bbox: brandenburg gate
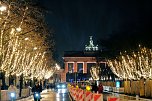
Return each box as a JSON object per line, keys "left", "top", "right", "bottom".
{"left": 61, "top": 36, "right": 107, "bottom": 82}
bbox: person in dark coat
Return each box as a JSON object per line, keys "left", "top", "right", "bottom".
{"left": 98, "top": 83, "right": 103, "bottom": 93}
{"left": 46, "top": 83, "right": 49, "bottom": 92}
{"left": 32, "top": 82, "right": 42, "bottom": 101}
{"left": 91, "top": 82, "right": 98, "bottom": 93}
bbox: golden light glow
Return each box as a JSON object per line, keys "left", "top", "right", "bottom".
{"left": 0, "top": 5, "right": 6, "bottom": 11}
{"left": 0, "top": 1, "right": 55, "bottom": 80}
{"left": 107, "top": 46, "right": 152, "bottom": 80}
{"left": 24, "top": 37, "right": 29, "bottom": 40}
{"left": 16, "top": 27, "right": 22, "bottom": 32}
{"left": 90, "top": 65, "right": 100, "bottom": 80}
{"left": 33, "top": 47, "right": 37, "bottom": 50}
{"left": 55, "top": 63, "right": 60, "bottom": 70}
{"left": 86, "top": 85, "right": 91, "bottom": 91}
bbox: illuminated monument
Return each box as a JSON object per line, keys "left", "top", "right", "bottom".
{"left": 61, "top": 36, "right": 113, "bottom": 82}
{"left": 85, "top": 36, "right": 99, "bottom": 51}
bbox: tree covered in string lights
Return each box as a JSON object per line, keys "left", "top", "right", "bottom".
{"left": 0, "top": 0, "right": 55, "bottom": 80}
{"left": 107, "top": 45, "right": 152, "bottom": 80}
{"left": 90, "top": 65, "right": 100, "bottom": 80}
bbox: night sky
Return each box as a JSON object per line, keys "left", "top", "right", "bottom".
{"left": 39, "top": 0, "right": 152, "bottom": 64}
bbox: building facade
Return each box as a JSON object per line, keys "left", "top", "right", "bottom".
{"left": 62, "top": 36, "right": 114, "bottom": 82}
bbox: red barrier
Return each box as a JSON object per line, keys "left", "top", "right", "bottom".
{"left": 78, "top": 89, "right": 84, "bottom": 101}
{"left": 73, "top": 88, "right": 77, "bottom": 100}
{"left": 76, "top": 89, "right": 81, "bottom": 100}
{"left": 107, "top": 96, "right": 120, "bottom": 101}
{"left": 68, "top": 87, "right": 103, "bottom": 101}
{"left": 93, "top": 93, "right": 103, "bottom": 101}
{"left": 85, "top": 90, "right": 92, "bottom": 101}
{"left": 70, "top": 87, "right": 75, "bottom": 99}
{"left": 74, "top": 88, "right": 79, "bottom": 101}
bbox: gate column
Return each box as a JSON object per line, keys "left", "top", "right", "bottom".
{"left": 74, "top": 62, "right": 77, "bottom": 72}
{"left": 65, "top": 62, "right": 68, "bottom": 73}
{"left": 84, "top": 62, "right": 87, "bottom": 73}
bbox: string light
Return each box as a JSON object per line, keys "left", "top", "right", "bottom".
{"left": 16, "top": 27, "right": 22, "bottom": 32}
{"left": 0, "top": 1, "right": 55, "bottom": 81}
{"left": 107, "top": 46, "right": 152, "bottom": 80}
{"left": 0, "top": 5, "right": 6, "bottom": 12}
{"left": 90, "top": 65, "right": 100, "bottom": 80}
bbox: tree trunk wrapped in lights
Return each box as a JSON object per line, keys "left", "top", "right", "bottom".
{"left": 90, "top": 65, "right": 100, "bottom": 80}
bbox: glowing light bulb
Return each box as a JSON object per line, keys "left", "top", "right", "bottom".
{"left": 33, "top": 47, "right": 37, "bottom": 50}
{"left": 24, "top": 37, "right": 29, "bottom": 40}
{"left": 0, "top": 5, "right": 6, "bottom": 11}
{"left": 16, "top": 27, "right": 21, "bottom": 32}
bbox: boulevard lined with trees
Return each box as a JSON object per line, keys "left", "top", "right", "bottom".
{"left": 0, "top": 0, "right": 56, "bottom": 89}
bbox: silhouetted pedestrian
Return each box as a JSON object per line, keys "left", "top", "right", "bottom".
{"left": 98, "top": 83, "right": 103, "bottom": 93}
{"left": 91, "top": 82, "right": 98, "bottom": 93}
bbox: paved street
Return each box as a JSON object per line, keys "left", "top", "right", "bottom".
{"left": 16, "top": 89, "right": 152, "bottom": 101}
{"left": 17, "top": 89, "right": 71, "bottom": 101}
